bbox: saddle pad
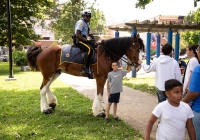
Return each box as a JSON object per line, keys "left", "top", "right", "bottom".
{"left": 61, "top": 45, "right": 97, "bottom": 65}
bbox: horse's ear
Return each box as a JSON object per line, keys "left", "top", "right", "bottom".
{"left": 133, "top": 33, "right": 138, "bottom": 42}
{"left": 134, "top": 33, "right": 137, "bottom": 39}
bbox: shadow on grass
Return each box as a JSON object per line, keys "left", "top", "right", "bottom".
{"left": 0, "top": 86, "right": 144, "bottom": 140}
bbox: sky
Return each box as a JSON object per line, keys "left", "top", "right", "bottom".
{"left": 92, "top": 0, "right": 199, "bottom": 25}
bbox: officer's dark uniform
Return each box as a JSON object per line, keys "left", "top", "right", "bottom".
{"left": 74, "top": 14, "right": 93, "bottom": 74}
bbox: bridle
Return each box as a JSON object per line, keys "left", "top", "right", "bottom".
{"left": 101, "top": 43, "right": 140, "bottom": 67}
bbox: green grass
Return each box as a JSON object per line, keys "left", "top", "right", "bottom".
{"left": 0, "top": 62, "right": 144, "bottom": 140}
{"left": 123, "top": 77, "right": 157, "bottom": 95}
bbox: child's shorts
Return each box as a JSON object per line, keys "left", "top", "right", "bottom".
{"left": 108, "top": 92, "right": 120, "bottom": 103}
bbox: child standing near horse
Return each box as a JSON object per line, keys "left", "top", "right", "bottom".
{"left": 144, "top": 79, "right": 196, "bottom": 140}
{"left": 104, "top": 61, "right": 130, "bottom": 122}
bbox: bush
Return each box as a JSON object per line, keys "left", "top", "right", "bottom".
{"left": 13, "top": 51, "right": 27, "bottom": 66}
{"left": 150, "top": 49, "right": 156, "bottom": 56}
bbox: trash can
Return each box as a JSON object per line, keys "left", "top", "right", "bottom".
{"left": 132, "top": 70, "right": 136, "bottom": 78}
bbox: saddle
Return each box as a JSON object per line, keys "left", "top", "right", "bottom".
{"left": 60, "top": 44, "right": 97, "bottom": 65}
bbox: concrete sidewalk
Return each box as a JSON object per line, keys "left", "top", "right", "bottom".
{"left": 58, "top": 69, "right": 189, "bottom": 140}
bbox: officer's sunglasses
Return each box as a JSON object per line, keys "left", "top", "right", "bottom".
{"left": 85, "top": 15, "right": 91, "bottom": 18}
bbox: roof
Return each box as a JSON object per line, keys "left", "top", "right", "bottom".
{"left": 109, "top": 15, "right": 200, "bottom": 33}
{"left": 34, "top": 40, "right": 58, "bottom": 47}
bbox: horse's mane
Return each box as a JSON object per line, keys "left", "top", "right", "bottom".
{"left": 101, "top": 37, "right": 133, "bottom": 60}
{"left": 100, "top": 37, "right": 145, "bottom": 60}
{"left": 138, "top": 38, "right": 145, "bottom": 52}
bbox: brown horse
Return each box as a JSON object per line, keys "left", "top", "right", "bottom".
{"left": 26, "top": 35, "right": 144, "bottom": 116}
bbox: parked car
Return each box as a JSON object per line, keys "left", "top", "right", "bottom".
{"left": 0, "top": 55, "right": 9, "bottom": 62}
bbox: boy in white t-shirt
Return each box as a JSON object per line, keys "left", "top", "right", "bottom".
{"left": 144, "top": 79, "right": 196, "bottom": 140}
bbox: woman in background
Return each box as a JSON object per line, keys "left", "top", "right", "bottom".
{"left": 183, "top": 45, "right": 199, "bottom": 96}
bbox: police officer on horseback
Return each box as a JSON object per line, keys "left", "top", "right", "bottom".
{"left": 74, "top": 9, "right": 94, "bottom": 74}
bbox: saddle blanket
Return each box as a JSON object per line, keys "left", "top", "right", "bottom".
{"left": 61, "top": 44, "right": 97, "bottom": 65}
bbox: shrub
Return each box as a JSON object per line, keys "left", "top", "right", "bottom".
{"left": 13, "top": 51, "right": 27, "bottom": 66}
{"left": 150, "top": 49, "right": 156, "bottom": 56}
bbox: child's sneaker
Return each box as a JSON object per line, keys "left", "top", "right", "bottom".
{"left": 114, "top": 117, "right": 121, "bottom": 121}
{"left": 104, "top": 118, "right": 109, "bottom": 123}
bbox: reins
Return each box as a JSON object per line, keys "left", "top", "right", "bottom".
{"left": 101, "top": 44, "right": 137, "bottom": 67}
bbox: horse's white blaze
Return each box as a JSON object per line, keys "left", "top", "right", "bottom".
{"left": 92, "top": 93, "right": 103, "bottom": 116}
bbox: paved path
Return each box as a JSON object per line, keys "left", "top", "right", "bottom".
{"left": 58, "top": 69, "right": 189, "bottom": 139}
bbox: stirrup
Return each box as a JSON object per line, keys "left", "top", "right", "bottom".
{"left": 88, "top": 67, "right": 94, "bottom": 74}
{"left": 81, "top": 66, "right": 89, "bottom": 74}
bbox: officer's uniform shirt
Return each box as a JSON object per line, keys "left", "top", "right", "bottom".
{"left": 75, "top": 18, "right": 89, "bottom": 38}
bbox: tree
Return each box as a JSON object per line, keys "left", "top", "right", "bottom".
{"left": 135, "top": 0, "right": 199, "bottom": 9}
{"left": 172, "top": 33, "right": 188, "bottom": 49}
{"left": 0, "top": 0, "right": 56, "bottom": 48}
{"left": 49, "top": 0, "right": 106, "bottom": 44}
{"left": 181, "top": 8, "right": 200, "bottom": 45}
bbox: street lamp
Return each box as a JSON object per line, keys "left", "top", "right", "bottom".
{"left": 5, "top": 0, "right": 16, "bottom": 81}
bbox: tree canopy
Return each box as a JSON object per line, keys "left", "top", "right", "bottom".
{"left": 181, "top": 8, "right": 200, "bottom": 45}
{"left": 135, "top": 0, "right": 199, "bottom": 9}
{"left": 48, "top": 0, "right": 106, "bottom": 44}
{"left": 0, "top": 0, "right": 56, "bottom": 47}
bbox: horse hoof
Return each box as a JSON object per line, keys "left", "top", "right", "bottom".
{"left": 97, "top": 112, "right": 106, "bottom": 118}
{"left": 49, "top": 103, "right": 56, "bottom": 110}
{"left": 43, "top": 108, "right": 53, "bottom": 114}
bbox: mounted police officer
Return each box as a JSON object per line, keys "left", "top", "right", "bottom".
{"left": 74, "top": 9, "right": 94, "bottom": 74}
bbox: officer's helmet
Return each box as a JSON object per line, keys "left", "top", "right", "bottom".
{"left": 81, "top": 9, "right": 92, "bottom": 17}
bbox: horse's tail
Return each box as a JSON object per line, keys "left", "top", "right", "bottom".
{"left": 26, "top": 46, "right": 43, "bottom": 70}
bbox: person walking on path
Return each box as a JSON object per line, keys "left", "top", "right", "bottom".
{"left": 104, "top": 61, "right": 130, "bottom": 122}
{"left": 145, "top": 79, "right": 196, "bottom": 140}
{"left": 138, "top": 43, "right": 182, "bottom": 103}
{"left": 183, "top": 64, "right": 200, "bottom": 140}
{"left": 182, "top": 45, "right": 199, "bottom": 96}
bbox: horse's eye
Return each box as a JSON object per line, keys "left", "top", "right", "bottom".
{"left": 137, "top": 50, "right": 140, "bottom": 53}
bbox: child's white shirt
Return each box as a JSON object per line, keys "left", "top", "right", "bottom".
{"left": 152, "top": 100, "right": 194, "bottom": 140}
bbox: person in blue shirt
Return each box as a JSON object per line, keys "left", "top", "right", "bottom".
{"left": 74, "top": 9, "right": 94, "bottom": 74}
{"left": 183, "top": 64, "right": 200, "bottom": 140}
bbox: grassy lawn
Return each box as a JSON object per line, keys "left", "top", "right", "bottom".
{"left": 123, "top": 77, "right": 157, "bottom": 95}
{"left": 0, "top": 62, "right": 145, "bottom": 140}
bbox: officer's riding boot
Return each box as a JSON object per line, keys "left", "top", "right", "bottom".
{"left": 81, "top": 53, "right": 89, "bottom": 74}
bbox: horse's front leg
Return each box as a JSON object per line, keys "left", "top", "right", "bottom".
{"left": 92, "top": 76, "right": 107, "bottom": 117}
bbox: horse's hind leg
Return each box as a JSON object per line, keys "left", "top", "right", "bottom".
{"left": 40, "top": 79, "right": 52, "bottom": 114}
{"left": 40, "top": 70, "right": 61, "bottom": 114}
{"left": 46, "top": 70, "right": 62, "bottom": 110}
